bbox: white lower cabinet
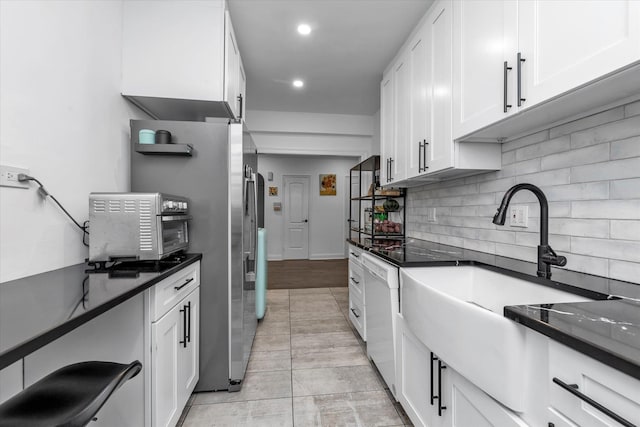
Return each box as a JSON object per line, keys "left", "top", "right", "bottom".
{"left": 149, "top": 261, "right": 200, "bottom": 427}
{"left": 396, "top": 312, "right": 529, "bottom": 427}
{"left": 151, "top": 287, "right": 199, "bottom": 427}
{"left": 547, "top": 341, "right": 640, "bottom": 427}
{"left": 348, "top": 244, "right": 366, "bottom": 340}
{"left": 396, "top": 313, "right": 449, "bottom": 427}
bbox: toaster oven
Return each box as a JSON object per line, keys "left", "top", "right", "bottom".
{"left": 88, "top": 192, "right": 190, "bottom": 262}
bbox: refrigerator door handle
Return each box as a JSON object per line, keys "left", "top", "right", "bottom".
{"left": 244, "top": 172, "right": 257, "bottom": 285}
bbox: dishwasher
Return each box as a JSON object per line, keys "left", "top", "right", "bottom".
{"left": 362, "top": 251, "right": 399, "bottom": 399}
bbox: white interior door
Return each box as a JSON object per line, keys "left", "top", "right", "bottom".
{"left": 283, "top": 175, "right": 310, "bottom": 259}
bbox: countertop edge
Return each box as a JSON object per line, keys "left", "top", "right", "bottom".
{"left": 0, "top": 254, "right": 202, "bottom": 370}
{"left": 504, "top": 306, "right": 640, "bottom": 381}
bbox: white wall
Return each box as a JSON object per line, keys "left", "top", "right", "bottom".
{"left": 246, "top": 110, "right": 374, "bottom": 157}
{"left": 259, "top": 155, "right": 358, "bottom": 260}
{"left": 0, "top": 1, "right": 146, "bottom": 282}
{"left": 407, "top": 101, "right": 640, "bottom": 283}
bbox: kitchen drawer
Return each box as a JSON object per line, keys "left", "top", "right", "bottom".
{"left": 349, "top": 245, "right": 364, "bottom": 266}
{"left": 349, "top": 291, "right": 366, "bottom": 341}
{"left": 348, "top": 260, "right": 364, "bottom": 298}
{"left": 150, "top": 261, "right": 200, "bottom": 322}
{"left": 548, "top": 340, "right": 640, "bottom": 427}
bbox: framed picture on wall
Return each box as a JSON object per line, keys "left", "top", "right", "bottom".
{"left": 319, "top": 174, "right": 336, "bottom": 196}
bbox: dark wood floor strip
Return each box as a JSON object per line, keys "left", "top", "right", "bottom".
{"left": 267, "top": 259, "right": 348, "bottom": 289}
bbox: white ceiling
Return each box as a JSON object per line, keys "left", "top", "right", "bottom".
{"left": 228, "top": 0, "right": 434, "bottom": 116}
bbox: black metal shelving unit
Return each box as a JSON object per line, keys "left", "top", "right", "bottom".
{"left": 349, "top": 155, "right": 405, "bottom": 246}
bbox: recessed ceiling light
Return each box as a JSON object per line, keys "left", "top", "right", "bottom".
{"left": 297, "top": 24, "right": 311, "bottom": 35}
{"left": 293, "top": 80, "right": 304, "bottom": 88}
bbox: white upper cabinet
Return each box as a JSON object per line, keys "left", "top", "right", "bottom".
{"left": 427, "top": 3, "right": 454, "bottom": 174}
{"left": 122, "top": 0, "right": 245, "bottom": 121}
{"left": 382, "top": 0, "right": 501, "bottom": 185}
{"left": 406, "top": 28, "right": 430, "bottom": 178}
{"left": 518, "top": 0, "right": 640, "bottom": 108}
{"left": 452, "top": 0, "right": 518, "bottom": 139}
{"left": 453, "top": 0, "right": 640, "bottom": 141}
{"left": 380, "top": 73, "right": 395, "bottom": 185}
{"left": 392, "top": 55, "right": 410, "bottom": 183}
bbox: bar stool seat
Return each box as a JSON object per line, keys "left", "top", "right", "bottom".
{"left": 0, "top": 360, "right": 142, "bottom": 427}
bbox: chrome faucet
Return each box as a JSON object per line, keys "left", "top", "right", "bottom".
{"left": 492, "top": 183, "right": 567, "bottom": 279}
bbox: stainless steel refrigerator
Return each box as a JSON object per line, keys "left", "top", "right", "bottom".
{"left": 130, "top": 118, "right": 258, "bottom": 392}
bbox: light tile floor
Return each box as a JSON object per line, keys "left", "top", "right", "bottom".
{"left": 178, "top": 287, "right": 412, "bottom": 426}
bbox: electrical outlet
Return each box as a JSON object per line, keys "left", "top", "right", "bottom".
{"left": 0, "top": 165, "right": 30, "bottom": 189}
{"left": 509, "top": 205, "right": 528, "bottom": 228}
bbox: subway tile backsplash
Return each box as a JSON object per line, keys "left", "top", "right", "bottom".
{"left": 407, "top": 100, "right": 640, "bottom": 283}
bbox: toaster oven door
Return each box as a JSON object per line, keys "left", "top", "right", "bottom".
{"left": 160, "top": 214, "right": 190, "bottom": 256}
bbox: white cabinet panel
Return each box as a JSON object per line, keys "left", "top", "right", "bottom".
{"left": 407, "top": 28, "right": 431, "bottom": 177}
{"left": 122, "top": 0, "right": 245, "bottom": 120}
{"left": 519, "top": 0, "right": 640, "bottom": 110}
{"left": 380, "top": 73, "right": 394, "bottom": 185}
{"left": 392, "top": 56, "right": 410, "bottom": 183}
{"left": 452, "top": 0, "right": 518, "bottom": 139}
{"left": 428, "top": 3, "right": 454, "bottom": 174}
{"left": 152, "top": 286, "right": 200, "bottom": 427}
{"left": 177, "top": 288, "right": 199, "bottom": 412}
{"left": 152, "top": 302, "right": 181, "bottom": 427}
{"left": 548, "top": 341, "right": 640, "bottom": 427}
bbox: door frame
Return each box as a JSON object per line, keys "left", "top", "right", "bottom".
{"left": 282, "top": 175, "right": 310, "bottom": 260}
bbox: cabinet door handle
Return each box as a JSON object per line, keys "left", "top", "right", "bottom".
{"left": 438, "top": 360, "right": 447, "bottom": 416}
{"left": 418, "top": 141, "right": 424, "bottom": 173}
{"left": 552, "top": 377, "right": 636, "bottom": 427}
{"left": 179, "top": 304, "right": 188, "bottom": 348}
{"left": 174, "top": 277, "right": 194, "bottom": 291}
{"left": 386, "top": 158, "right": 391, "bottom": 182}
{"left": 389, "top": 158, "right": 394, "bottom": 181}
{"left": 350, "top": 277, "right": 359, "bottom": 284}
{"left": 423, "top": 140, "right": 429, "bottom": 171}
{"left": 503, "top": 61, "right": 513, "bottom": 113}
{"left": 350, "top": 307, "right": 360, "bottom": 318}
{"left": 186, "top": 301, "right": 192, "bottom": 344}
{"left": 237, "top": 94, "right": 244, "bottom": 119}
{"left": 517, "top": 52, "right": 526, "bottom": 107}
{"left": 430, "top": 352, "right": 438, "bottom": 405}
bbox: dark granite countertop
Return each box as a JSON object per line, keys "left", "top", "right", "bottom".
{"left": 349, "top": 237, "right": 640, "bottom": 380}
{"left": 0, "top": 253, "right": 202, "bottom": 370}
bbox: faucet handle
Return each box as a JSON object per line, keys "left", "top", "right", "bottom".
{"left": 541, "top": 245, "right": 567, "bottom": 267}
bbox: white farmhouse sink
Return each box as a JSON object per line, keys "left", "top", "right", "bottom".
{"left": 400, "top": 266, "right": 593, "bottom": 412}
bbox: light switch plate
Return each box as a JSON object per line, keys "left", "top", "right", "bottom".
{"left": 0, "top": 165, "right": 30, "bottom": 189}
{"left": 509, "top": 205, "right": 528, "bottom": 228}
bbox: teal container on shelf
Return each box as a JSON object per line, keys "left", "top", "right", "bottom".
{"left": 256, "top": 228, "right": 268, "bottom": 319}
{"left": 138, "top": 129, "right": 156, "bottom": 144}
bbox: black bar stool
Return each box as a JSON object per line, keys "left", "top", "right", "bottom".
{"left": 0, "top": 360, "right": 142, "bottom": 427}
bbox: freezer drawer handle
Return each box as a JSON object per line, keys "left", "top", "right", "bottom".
{"left": 174, "top": 277, "right": 194, "bottom": 291}
{"left": 552, "top": 377, "right": 636, "bottom": 427}
{"left": 350, "top": 307, "right": 361, "bottom": 318}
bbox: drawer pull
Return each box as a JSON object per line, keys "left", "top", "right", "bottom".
{"left": 350, "top": 252, "right": 360, "bottom": 258}
{"left": 552, "top": 377, "right": 636, "bottom": 427}
{"left": 350, "top": 277, "right": 360, "bottom": 285}
{"left": 350, "top": 308, "right": 360, "bottom": 318}
{"left": 174, "top": 277, "right": 194, "bottom": 291}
